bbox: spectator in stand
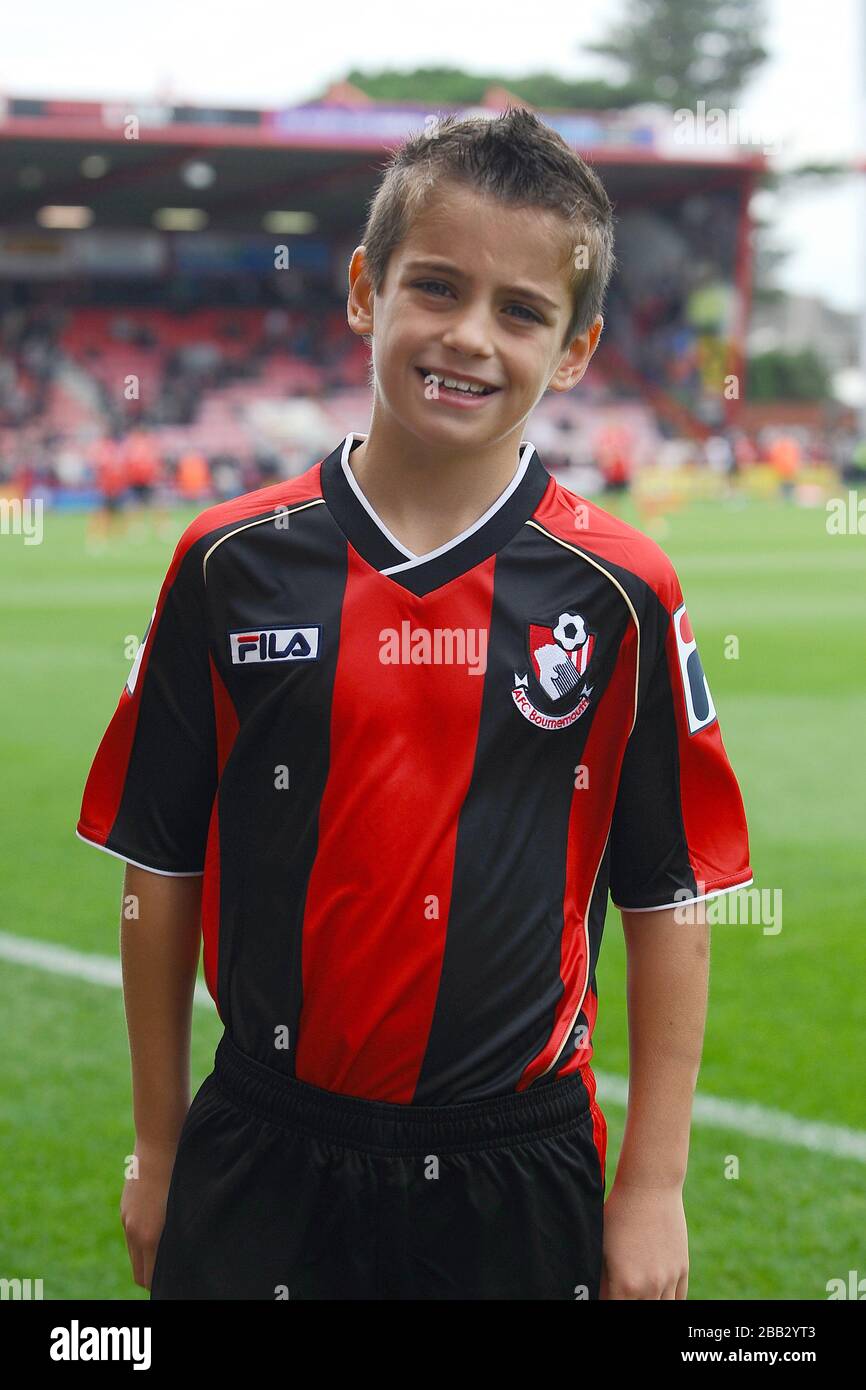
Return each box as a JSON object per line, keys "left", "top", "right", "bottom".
{"left": 595, "top": 422, "right": 634, "bottom": 513}
{"left": 768, "top": 433, "right": 801, "bottom": 501}
{"left": 704, "top": 433, "right": 733, "bottom": 475}
{"left": 731, "top": 430, "right": 757, "bottom": 473}
{"left": 175, "top": 448, "right": 212, "bottom": 505}
{"left": 87, "top": 429, "right": 129, "bottom": 550}
{"left": 211, "top": 454, "right": 243, "bottom": 502}
{"left": 841, "top": 434, "right": 866, "bottom": 485}
{"left": 263, "top": 308, "right": 291, "bottom": 346}
{"left": 11, "top": 430, "right": 37, "bottom": 500}
{"left": 705, "top": 430, "right": 744, "bottom": 500}
{"left": 124, "top": 427, "right": 171, "bottom": 540}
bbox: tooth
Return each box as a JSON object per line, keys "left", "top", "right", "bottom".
{"left": 427, "top": 371, "right": 489, "bottom": 394}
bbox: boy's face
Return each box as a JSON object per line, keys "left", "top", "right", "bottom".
{"left": 348, "top": 181, "right": 603, "bottom": 451}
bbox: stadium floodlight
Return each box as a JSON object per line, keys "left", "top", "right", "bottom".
{"left": 181, "top": 160, "right": 216, "bottom": 189}
{"left": 153, "top": 208, "right": 208, "bottom": 231}
{"left": 81, "top": 155, "right": 110, "bottom": 179}
{"left": 262, "top": 211, "right": 317, "bottom": 233}
{"left": 37, "top": 205, "right": 93, "bottom": 229}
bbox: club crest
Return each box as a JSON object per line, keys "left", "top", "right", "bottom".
{"left": 511, "top": 611, "right": 597, "bottom": 730}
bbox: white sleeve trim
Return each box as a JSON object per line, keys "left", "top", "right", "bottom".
{"left": 75, "top": 828, "right": 204, "bottom": 877}
{"left": 613, "top": 875, "right": 754, "bottom": 913}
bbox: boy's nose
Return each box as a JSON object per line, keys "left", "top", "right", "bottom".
{"left": 439, "top": 311, "right": 496, "bottom": 359}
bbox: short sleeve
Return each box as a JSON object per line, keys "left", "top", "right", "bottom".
{"left": 76, "top": 528, "right": 218, "bottom": 875}
{"left": 608, "top": 562, "right": 752, "bottom": 912}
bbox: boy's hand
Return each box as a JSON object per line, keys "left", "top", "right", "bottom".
{"left": 599, "top": 1180, "right": 689, "bottom": 1299}
{"left": 120, "top": 1140, "right": 178, "bottom": 1291}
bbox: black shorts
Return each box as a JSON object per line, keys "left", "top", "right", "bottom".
{"left": 150, "top": 1033, "right": 606, "bottom": 1301}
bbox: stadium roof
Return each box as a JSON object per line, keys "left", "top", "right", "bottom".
{"left": 0, "top": 92, "right": 767, "bottom": 236}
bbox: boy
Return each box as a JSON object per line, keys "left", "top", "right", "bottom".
{"left": 76, "top": 109, "right": 752, "bottom": 1300}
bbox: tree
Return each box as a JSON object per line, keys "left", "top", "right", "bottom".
{"left": 342, "top": 66, "right": 654, "bottom": 110}
{"left": 585, "top": 0, "right": 769, "bottom": 109}
{"left": 746, "top": 349, "right": 831, "bottom": 401}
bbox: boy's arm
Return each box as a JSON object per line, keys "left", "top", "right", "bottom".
{"left": 600, "top": 900, "right": 708, "bottom": 1301}
{"left": 119, "top": 864, "right": 202, "bottom": 1290}
{"left": 600, "top": 553, "right": 750, "bottom": 1298}
{"left": 76, "top": 520, "right": 219, "bottom": 1288}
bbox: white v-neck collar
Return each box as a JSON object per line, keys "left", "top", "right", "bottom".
{"left": 339, "top": 433, "right": 537, "bottom": 576}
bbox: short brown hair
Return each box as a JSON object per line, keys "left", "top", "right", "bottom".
{"left": 360, "top": 106, "right": 616, "bottom": 350}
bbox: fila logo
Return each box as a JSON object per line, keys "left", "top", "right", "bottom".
{"left": 229, "top": 625, "right": 321, "bottom": 665}
{"left": 672, "top": 603, "right": 716, "bottom": 734}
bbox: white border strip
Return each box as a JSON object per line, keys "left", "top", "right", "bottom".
{"left": 75, "top": 828, "right": 204, "bottom": 877}
{"left": 201, "top": 497, "right": 326, "bottom": 584}
{"left": 541, "top": 829, "right": 611, "bottom": 1079}
{"left": 1, "top": 928, "right": 863, "bottom": 1163}
{"left": 340, "top": 432, "right": 536, "bottom": 574}
{"left": 613, "top": 876, "right": 755, "bottom": 913}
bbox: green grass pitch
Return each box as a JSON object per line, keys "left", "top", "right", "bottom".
{"left": 1, "top": 491, "right": 863, "bottom": 1299}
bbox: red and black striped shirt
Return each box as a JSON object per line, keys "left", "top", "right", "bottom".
{"left": 77, "top": 432, "right": 752, "bottom": 1106}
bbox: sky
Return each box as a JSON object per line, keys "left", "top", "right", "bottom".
{"left": 0, "top": 0, "right": 861, "bottom": 312}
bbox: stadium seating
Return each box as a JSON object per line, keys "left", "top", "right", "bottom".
{"left": 0, "top": 301, "right": 671, "bottom": 499}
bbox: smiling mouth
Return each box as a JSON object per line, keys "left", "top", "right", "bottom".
{"left": 416, "top": 367, "right": 501, "bottom": 396}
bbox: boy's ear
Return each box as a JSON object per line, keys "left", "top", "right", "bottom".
{"left": 347, "top": 246, "right": 375, "bottom": 338}
{"left": 548, "top": 314, "right": 604, "bottom": 393}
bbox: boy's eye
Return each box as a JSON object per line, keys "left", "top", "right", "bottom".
{"left": 506, "top": 304, "right": 544, "bottom": 323}
{"left": 413, "top": 280, "right": 543, "bottom": 324}
{"left": 415, "top": 279, "right": 453, "bottom": 298}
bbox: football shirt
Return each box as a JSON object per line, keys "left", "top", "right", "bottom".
{"left": 77, "top": 432, "right": 752, "bottom": 1104}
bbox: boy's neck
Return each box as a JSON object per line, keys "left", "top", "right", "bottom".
{"left": 348, "top": 417, "right": 529, "bottom": 558}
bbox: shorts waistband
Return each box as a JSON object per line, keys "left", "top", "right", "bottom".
{"left": 212, "top": 1033, "right": 593, "bottom": 1155}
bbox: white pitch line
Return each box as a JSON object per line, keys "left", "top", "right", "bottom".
{"left": 592, "top": 1073, "right": 866, "bottom": 1164}
{"left": 0, "top": 931, "right": 212, "bottom": 1006}
{"left": 2, "top": 931, "right": 865, "bottom": 1163}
